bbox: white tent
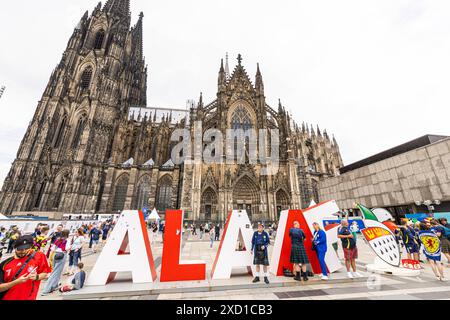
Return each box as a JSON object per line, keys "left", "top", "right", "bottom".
{"left": 148, "top": 208, "right": 160, "bottom": 221}
{"left": 0, "top": 213, "right": 9, "bottom": 220}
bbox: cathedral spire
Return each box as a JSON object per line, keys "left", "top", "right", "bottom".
{"left": 225, "top": 52, "right": 230, "bottom": 79}
{"left": 218, "top": 59, "right": 226, "bottom": 88}
{"left": 132, "top": 12, "right": 144, "bottom": 60}
{"left": 198, "top": 92, "right": 204, "bottom": 108}
{"left": 103, "top": 0, "right": 131, "bottom": 18}
{"left": 255, "top": 63, "right": 264, "bottom": 95}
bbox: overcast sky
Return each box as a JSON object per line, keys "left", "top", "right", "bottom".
{"left": 1, "top": 0, "right": 450, "bottom": 185}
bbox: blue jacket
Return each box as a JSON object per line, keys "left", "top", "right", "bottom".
{"left": 313, "top": 229, "right": 327, "bottom": 252}
{"left": 251, "top": 231, "right": 270, "bottom": 252}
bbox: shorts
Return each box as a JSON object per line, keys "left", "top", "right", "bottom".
{"left": 405, "top": 243, "right": 419, "bottom": 254}
{"left": 343, "top": 247, "right": 358, "bottom": 260}
{"left": 425, "top": 254, "right": 441, "bottom": 262}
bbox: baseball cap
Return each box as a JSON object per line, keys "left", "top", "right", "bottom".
{"left": 13, "top": 235, "right": 34, "bottom": 250}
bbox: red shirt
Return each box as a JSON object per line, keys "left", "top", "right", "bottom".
{"left": 2, "top": 251, "right": 52, "bottom": 300}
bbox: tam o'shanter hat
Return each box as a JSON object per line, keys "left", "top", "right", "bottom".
{"left": 13, "top": 235, "right": 34, "bottom": 250}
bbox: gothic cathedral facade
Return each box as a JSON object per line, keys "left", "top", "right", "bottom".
{"left": 0, "top": 1, "right": 343, "bottom": 222}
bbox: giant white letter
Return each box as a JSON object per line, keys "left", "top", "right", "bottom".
{"left": 86, "top": 211, "right": 157, "bottom": 286}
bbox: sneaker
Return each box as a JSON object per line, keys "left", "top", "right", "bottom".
{"left": 252, "top": 277, "right": 260, "bottom": 283}
{"left": 440, "top": 277, "right": 447, "bottom": 282}
{"left": 264, "top": 277, "right": 270, "bottom": 284}
{"left": 321, "top": 275, "right": 329, "bottom": 281}
{"left": 436, "top": 276, "right": 441, "bottom": 281}
{"left": 352, "top": 272, "right": 363, "bottom": 278}
{"left": 347, "top": 272, "right": 354, "bottom": 279}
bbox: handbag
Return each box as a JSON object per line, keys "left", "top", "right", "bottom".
{"left": 311, "top": 242, "right": 317, "bottom": 251}
{"left": 54, "top": 252, "right": 65, "bottom": 261}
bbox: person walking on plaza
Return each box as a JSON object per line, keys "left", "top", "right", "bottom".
{"left": 32, "top": 226, "right": 50, "bottom": 252}
{"left": 209, "top": 227, "right": 215, "bottom": 248}
{"left": 160, "top": 221, "right": 165, "bottom": 242}
{"left": 199, "top": 224, "right": 204, "bottom": 240}
{"left": 289, "top": 221, "right": 309, "bottom": 282}
{"left": 42, "top": 230, "right": 70, "bottom": 295}
{"left": 338, "top": 219, "right": 362, "bottom": 279}
{"left": 102, "top": 223, "right": 111, "bottom": 243}
{"left": 431, "top": 220, "right": 450, "bottom": 269}
{"left": 6, "top": 227, "right": 20, "bottom": 254}
{"left": 0, "top": 235, "right": 51, "bottom": 300}
{"left": 89, "top": 225, "right": 102, "bottom": 253}
{"left": 215, "top": 224, "right": 221, "bottom": 241}
{"left": 65, "top": 229, "right": 84, "bottom": 276}
{"left": 151, "top": 223, "right": 159, "bottom": 244}
{"left": 399, "top": 219, "right": 420, "bottom": 262}
{"left": 313, "top": 222, "right": 328, "bottom": 280}
{"left": 251, "top": 223, "right": 271, "bottom": 284}
{"left": 419, "top": 223, "right": 446, "bottom": 281}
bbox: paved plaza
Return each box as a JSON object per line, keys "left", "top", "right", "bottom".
{"left": 30, "top": 229, "right": 450, "bottom": 301}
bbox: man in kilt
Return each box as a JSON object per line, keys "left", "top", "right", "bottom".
{"left": 251, "top": 223, "right": 270, "bottom": 284}
{"left": 289, "top": 221, "right": 309, "bottom": 281}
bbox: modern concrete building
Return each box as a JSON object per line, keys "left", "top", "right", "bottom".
{"left": 319, "top": 135, "right": 450, "bottom": 221}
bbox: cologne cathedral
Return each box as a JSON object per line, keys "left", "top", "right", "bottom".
{"left": 0, "top": 0, "right": 343, "bottom": 223}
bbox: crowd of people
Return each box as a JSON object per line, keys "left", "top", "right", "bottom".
{"left": 0, "top": 220, "right": 115, "bottom": 300}
{"left": 0, "top": 213, "right": 448, "bottom": 299}
{"left": 249, "top": 216, "right": 449, "bottom": 285}
{"left": 396, "top": 217, "right": 449, "bottom": 281}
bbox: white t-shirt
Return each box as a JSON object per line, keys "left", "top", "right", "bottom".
{"left": 69, "top": 235, "right": 84, "bottom": 251}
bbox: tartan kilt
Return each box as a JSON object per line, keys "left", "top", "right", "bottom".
{"left": 253, "top": 249, "right": 269, "bottom": 266}
{"left": 290, "top": 243, "right": 309, "bottom": 264}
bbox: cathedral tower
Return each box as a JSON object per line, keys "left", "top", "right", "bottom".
{"left": 0, "top": 1, "right": 147, "bottom": 214}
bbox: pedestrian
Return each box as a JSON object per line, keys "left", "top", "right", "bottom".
{"left": 192, "top": 223, "right": 197, "bottom": 236}
{"left": 50, "top": 225, "right": 64, "bottom": 245}
{"left": 102, "top": 223, "right": 110, "bottom": 243}
{"left": 6, "top": 227, "right": 20, "bottom": 254}
{"left": 338, "top": 219, "right": 362, "bottom": 279}
{"left": 151, "top": 223, "right": 158, "bottom": 244}
{"left": 399, "top": 219, "right": 420, "bottom": 262}
{"left": 59, "top": 262, "right": 86, "bottom": 293}
{"left": 209, "top": 228, "right": 215, "bottom": 248}
{"left": 0, "top": 227, "right": 7, "bottom": 246}
{"left": 89, "top": 225, "right": 102, "bottom": 253}
{"left": 65, "top": 229, "right": 84, "bottom": 276}
{"left": 32, "top": 226, "right": 50, "bottom": 252}
{"left": 215, "top": 224, "right": 220, "bottom": 241}
{"left": 289, "top": 221, "right": 309, "bottom": 282}
{"left": 251, "top": 223, "right": 270, "bottom": 284}
{"left": 0, "top": 235, "right": 51, "bottom": 300}
{"left": 419, "top": 223, "right": 446, "bottom": 281}
{"left": 431, "top": 220, "right": 450, "bottom": 268}
{"left": 199, "top": 224, "right": 204, "bottom": 240}
{"left": 42, "top": 230, "right": 70, "bottom": 295}
{"left": 313, "top": 222, "right": 328, "bottom": 280}
{"left": 160, "top": 221, "right": 165, "bottom": 242}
